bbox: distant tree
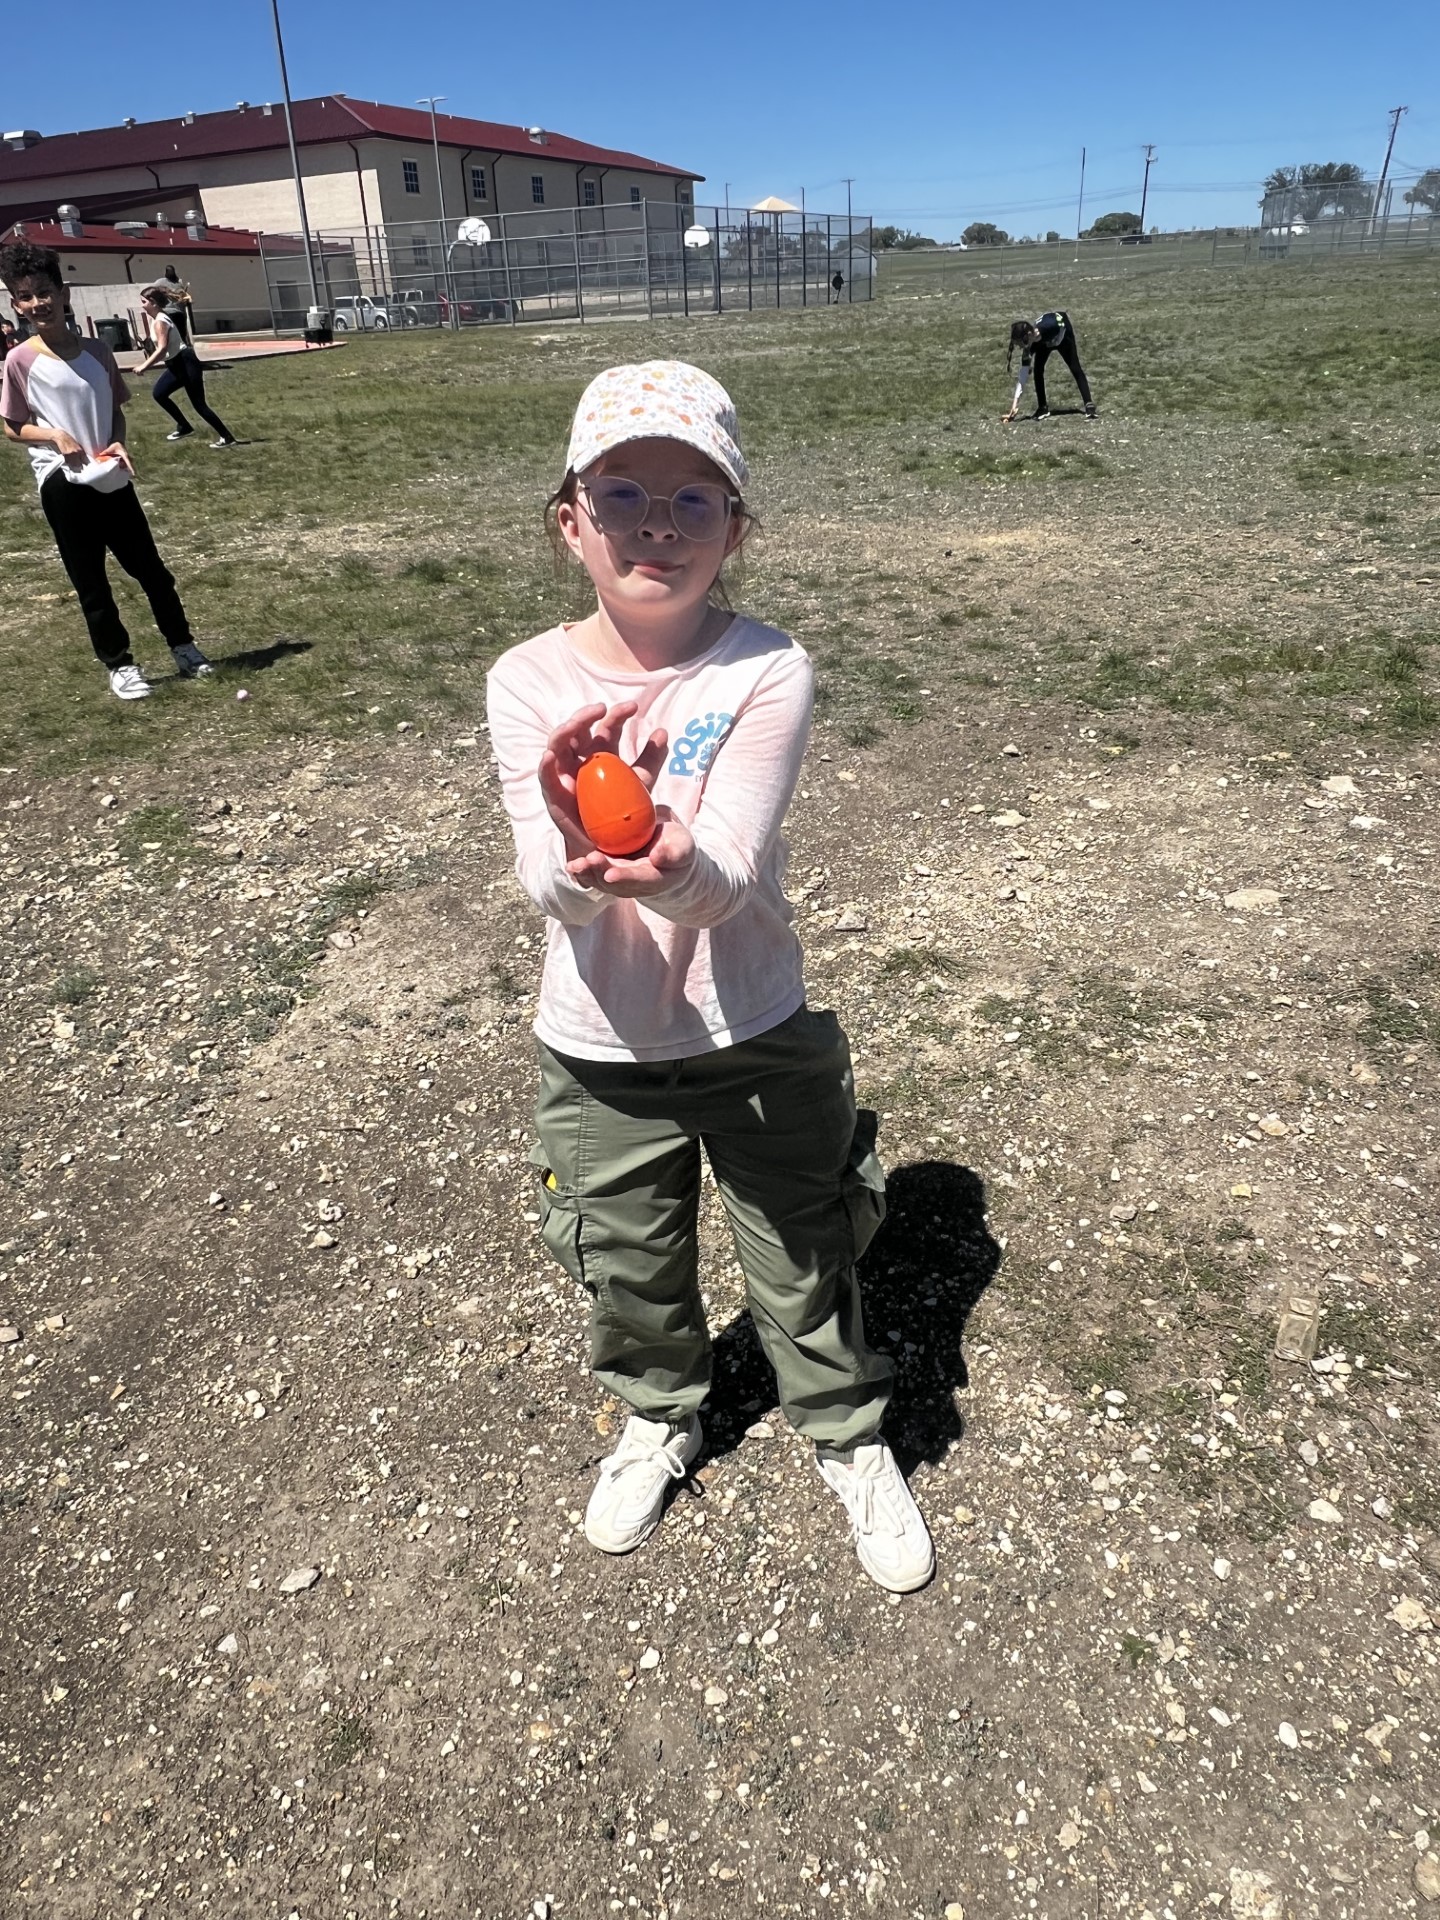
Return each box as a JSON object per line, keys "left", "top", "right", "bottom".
{"left": 1265, "top": 162, "right": 1369, "bottom": 220}
{"left": 871, "top": 225, "right": 903, "bottom": 250}
{"left": 1404, "top": 168, "right": 1440, "bottom": 213}
{"left": 1086, "top": 210, "right": 1141, "bottom": 237}
{"left": 1045, "top": 229, "right": 1061, "bottom": 243}
{"left": 961, "top": 221, "right": 1010, "bottom": 246}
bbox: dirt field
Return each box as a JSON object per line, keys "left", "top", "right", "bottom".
{"left": 2, "top": 258, "right": 1438, "bottom": 1919}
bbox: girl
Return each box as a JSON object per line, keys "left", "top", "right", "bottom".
{"left": 133, "top": 287, "right": 236, "bottom": 447}
{"left": 0, "top": 239, "right": 213, "bottom": 700}
{"left": 487, "top": 360, "right": 934, "bottom": 1593}
{"left": 1003, "top": 310, "right": 1097, "bottom": 422}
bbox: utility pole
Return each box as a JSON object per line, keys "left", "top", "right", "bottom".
{"left": 1372, "top": 106, "right": 1406, "bottom": 235}
{"left": 418, "top": 96, "right": 456, "bottom": 326}
{"left": 269, "top": 0, "right": 321, "bottom": 316}
{"left": 1075, "top": 145, "right": 1087, "bottom": 261}
{"left": 1138, "top": 144, "right": 1157, "bottom": 236}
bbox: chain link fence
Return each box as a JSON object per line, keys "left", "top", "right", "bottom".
{"left": 256, "top": 202, "right": 875, "bottom": 333}
{"left": 876, "top": 208, "right": 1437, "bottom": 296}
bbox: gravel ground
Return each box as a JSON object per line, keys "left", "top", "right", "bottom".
{"left": 2, "top": 401, "right": 1438, "bottom": 1918}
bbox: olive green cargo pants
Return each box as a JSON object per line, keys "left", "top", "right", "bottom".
{"left": 531, "top": 1006, "right": 892, "bottom": 1450}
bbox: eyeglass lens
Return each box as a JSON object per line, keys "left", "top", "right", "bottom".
{"left": 585, "top": 478, "right": 732, "bottom": 541}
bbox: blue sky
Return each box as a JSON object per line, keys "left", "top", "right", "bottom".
{"left": 26, "top": 1, "right": 1440, "bottom": 238}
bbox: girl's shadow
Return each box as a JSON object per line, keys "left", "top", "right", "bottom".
{"left": 706, "top": 1151, "right": 1001, "bottom": 1470}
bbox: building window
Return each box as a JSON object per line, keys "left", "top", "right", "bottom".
{"left": 630, "top": 186, "right": 642, "bottom": 205}
{"left": 470, "top": 165, "right": 488, "bottom": 202}
{"left": 583, "top": 179, "right": 597, "bottom": 207}
{"left": 403, "top": 158, "right": 420, "bottom": 194}
{"left": 412, "top": 237, "right": 430, "bottom": 266}
{"left": 531, "top": 174, "right": 545, "bottom": 205}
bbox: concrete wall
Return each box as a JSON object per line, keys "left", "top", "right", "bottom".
{"left": 1, "top": 251, "right": 272, "bottom": 334}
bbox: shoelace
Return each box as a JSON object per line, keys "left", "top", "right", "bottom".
{"left": 606, "top": 1430, "right": 690, "bottom": 1486}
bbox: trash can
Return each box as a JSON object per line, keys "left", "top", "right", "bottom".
{"left": 304, "top": 304, "right": 333, "bottom": 346}
{"left": 95, "top": 316, "right": 133, "bottom": 353}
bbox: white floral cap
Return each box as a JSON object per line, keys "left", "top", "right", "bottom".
{"left": 565, "top": 360, "right": 748, "bottom": 491}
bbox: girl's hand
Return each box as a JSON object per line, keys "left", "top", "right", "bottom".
{"left": 538, "top": 702, "right": 668, "bottom": 858}
{"left": 1001, "top": 409, "right": 1017, "bottom": 424}
{"left": 564, "top": 809, "right": 696, "bottom": 897}
{"left": 97, "top": 441, "right": 135, "bottom": 473}
{"left": 52, "top": 429, "right": 86, "bottom": 467}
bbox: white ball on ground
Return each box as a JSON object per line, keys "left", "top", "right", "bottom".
{"left": 236, "top": 689, "right": 250, "bottom": 702}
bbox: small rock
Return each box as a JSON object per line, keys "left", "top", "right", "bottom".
{"left": 1058, "top": 1820, "right": 1082, "bottom": 1850}
{"left": 1307, "top": 1499, "right": 1344, "bottom": 1525}
{"left": 704, "top": 1685, "right": 729, "bottom": 1707}
{"left": 1001, "top": 742, "right": 1021, "bottom": 756}
{"left": 278, "top": 1566, "right": 321, "bottom": 1595}
{"left": 745, "top": 1421, "right": 774, "bottom": 1440}
{"left": 1230, "top": 1182, "right": 1253, "bottom": 1199}
{"left": 1321, "top": 774, "right": 1359, "bottom": 797}
{"left": 1256, "top": 1116, "right": 1290, "bottom": 1137}
{"left": 1224, "top": 887, "right": 1282, "bottom": 911}
{"left": 638, "top": 1647, "right": 661, "bottom": 1671}
{"left": 42, "top": 1314, "right": 66, "bottom": 1332}
{"left": 1349, "top": 1061, "right": 1380, "bottom": 1085}
{"left": 100, "top": 792, "right": 117, "bottom": 809}
{"left": 309, "top": 1230, "right": 336, "bottom": 1250}
{"left": 216, "top": 1633, "right": 240, "bottom": 1656}
{"left": 989, "top": 809, "right": 1027, "bottom": 828}
{"left": 1416, "top": 1854, "right": 1440, "bottom": 1903}
{"left": 0, "top": 1325, "right": 21, "bottom": 1345}
{"left": 1209, "top": 1706, "right": 1232, "bottom": 1727}
{"left": 1108, "top": 1202, "right": 1137, "bottom": 1222}
{"left": 527, "top": 1720, "right": 555, "bottom": 1742}
{"left": 1298, "top": 1438, "right": 1320, "bottom": 1466}
{"left": 1212, "top": 1558, "right": 1232, "bottom": 1580}
{"left": 944, "top": 1906, "right": 966, "bottom": 1920}
{"left": 1278, "top": 1721, "right": 1299, "bottom": 1749}
{"left": 1389, "top": 1597, "right": 1434, "bottom": 1633}
{"left": 834, "top": 908, "right": 869, "bottom": 932}
{"left": 1229, "top": 1867, "right": 1283, "bottom": 1919}
{"left": 952, "top": 1506, "right": 975, "bottom": 1525}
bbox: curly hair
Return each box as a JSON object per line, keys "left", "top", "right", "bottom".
{"left": 0, "top": 238, "right": 64, "bottom": 292}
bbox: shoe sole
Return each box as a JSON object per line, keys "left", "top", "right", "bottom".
{"left": 111, "top": 687, "right": 152, "bottom": 700}
{"left": 584, "top": 1420, "right": 703, "bottom": 1554}
{"left": 855, "top": 1540, "right": 936, "bottom": 1594}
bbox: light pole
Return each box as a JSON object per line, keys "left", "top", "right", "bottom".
{"left": 418, "top": 95, "right": 457, "bottom": 327}
{"left": 269, "top": 0, "right": 322, "bottom": 319}
{"left": 1138, "top": 144, "right": 1157, "bottom": 237}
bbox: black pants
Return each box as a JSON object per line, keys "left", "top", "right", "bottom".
{"left": 152, "top": 347, "right": 233, "bottom": 441}
{"left": 40, "top": 471, "right": 194, "bottom": 670}
{"left": 1032, "top": 330, "right": 1093, "bottom": 412}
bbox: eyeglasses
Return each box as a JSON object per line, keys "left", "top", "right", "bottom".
{"left": 580, "top": 476, "right": 738, "bottom": 543}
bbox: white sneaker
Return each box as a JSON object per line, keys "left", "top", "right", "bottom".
{"left": 109, "top": 664, "right": 152, "bottom": 701}
{"left": 171, "top": 642, "right": 214, "bottom": 678}
{"left": 584, "top": 1414, "right": 702, "bottom": 1554}
{"left": 818, "top": 1441, "right": 935, "bottom": 1593}
{"left": 209, "top": 437, "right": 235, "bottom": 450}
{"left": 165, "top": 428, "right": 193, "bottom": 442}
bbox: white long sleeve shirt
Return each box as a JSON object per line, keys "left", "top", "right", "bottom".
{"left": 486, "top": 617, "right": 812, "bottom": 1062}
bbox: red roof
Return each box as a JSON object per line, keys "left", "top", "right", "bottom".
{"left": 0, "top": 96, "right": 701, "bottom": 184}
{"left": 4, "top": 218, "right": 333, "bottom": 258}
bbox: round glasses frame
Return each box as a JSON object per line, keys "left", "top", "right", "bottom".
{"left": 579, "top": 477, "right": 739, "bottom": 543}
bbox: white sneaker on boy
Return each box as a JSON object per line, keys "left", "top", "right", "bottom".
{"left": 108, "top": 664, "right": 152, "bottom": 701}
{"left": 584, "top": 1414, "right": 702, "bottom": 1555}
{"left": 818, "top": 1440, "right": 935, "bottom": 1593}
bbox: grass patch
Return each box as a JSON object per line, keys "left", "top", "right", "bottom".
{"left": 52, "top": 967, "right": 102, "bottom": 1007}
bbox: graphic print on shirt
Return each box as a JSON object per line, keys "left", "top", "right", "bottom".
{"left": 668, "top": 711, "right": 734, "bottom": 776}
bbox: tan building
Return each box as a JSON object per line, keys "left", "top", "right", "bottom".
{"left": 0, "top": 96, "right": 701, "bottom": 241}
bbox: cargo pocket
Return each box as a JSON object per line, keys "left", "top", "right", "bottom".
{"left": 527, "top": 1140, "right": 589, "bottom": 1292}
{"left": 842, "top": 1107, "right": 887, "bottom": 1262}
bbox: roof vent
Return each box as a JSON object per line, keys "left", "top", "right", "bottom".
{"left": 114, "top": 220, "right": 148, "bottom": 236}
{"left": 185, "top": 210, "right": 208, "bottom": 241}
{"left": 4, "top": 129, "right": 42, "bottom": 151}
{"left": 156, "top": 211, "right": 171, "bottom": 229}
{"left": 182, "top": 111, "right": 195, "bottom": 126}
{"left": 236, "top": 100, "right": 249, "bottom": 113}
{"left": 526, "top": 126, "right": 549, "bottom": 145}
{"left": 262, "top": 102, "right": 274, "bottom": 116}
{"left": 123, "top": 117, "right": 137, "bottom": 129}
{"left": 57, "top": 203, "right": 83, "bottom": 238}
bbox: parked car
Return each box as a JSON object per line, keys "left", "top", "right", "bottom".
{"left": 330, "top": 295, "right": 393, "bottom": 332}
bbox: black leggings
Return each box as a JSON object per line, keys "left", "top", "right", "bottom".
{"left": 152, "top": 347, "right": 233, "bottom": 440}
{"left": 40, "top": 470, "right": 194, "bottom": 669}
{"left": 1032, "top": 330, "right": 1092, "bottom": 411}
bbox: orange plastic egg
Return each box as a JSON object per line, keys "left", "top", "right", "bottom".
{"left": 575, "top": 752, "right": 657, "bottom": 857}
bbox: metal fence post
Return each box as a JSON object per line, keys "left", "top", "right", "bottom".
{"left": 745, "top": 216, "right": 753, "bottom": 310}
{"left": 500, "top": 213, "right": 517, "bottom": 325}
{"left": 642, "top": 202, "right": 654, "bottom": 319}
{"left": 257, "top": 233, "right": 278, "bottom": 337}
{"left": 713, "top": 208, "right": 723, "bottom": 313}
{"left": 573, "top": 208, "right": 585, "bottom": 324}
